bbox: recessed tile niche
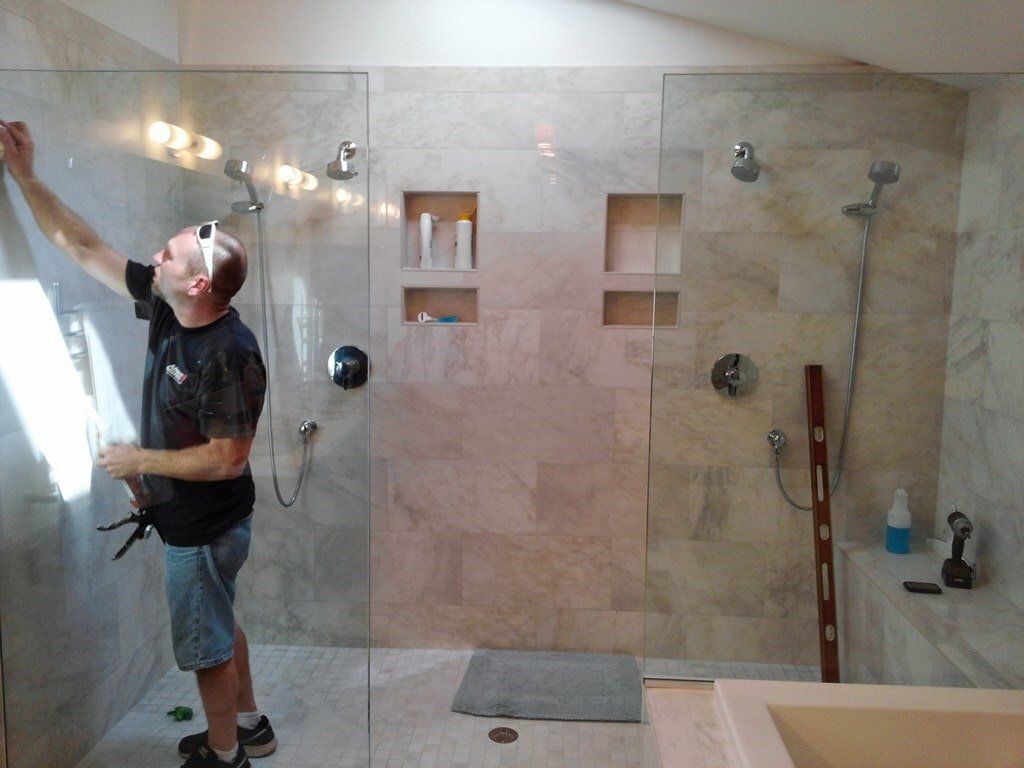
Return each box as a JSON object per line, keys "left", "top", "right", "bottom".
{"left": 603, "top": 290, "right": 680, "bottom": 328}
{"left": 604, "top": 193, "right": 684, "bottom": 274}
{"left": 403, "top": 287, "right": 479, "bottom": 325}
{"left": 403, "top": 191, "right": 479, "bottom": 271}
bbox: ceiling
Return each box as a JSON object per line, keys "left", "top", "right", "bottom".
{"left": 621, "top": 0, "right": 1024, "bottom": 74}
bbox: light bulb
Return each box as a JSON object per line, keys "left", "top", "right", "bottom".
{"left": 335, "top": 189, "right": 352, "bottom": 204}
{"left": 164, "top": 124, "right": 191, "bottom": 151}
{"left": 300, "top": 172, "right": 318, "bottom": 191}
{"left": 192, "top": 135, "right": 222, "bottom": 160}
{"left": 148, "top": 121, "right": 172, "bottom": 144}
{"left": 148, "top": 121, "right": 191, "bottom": 152}
{"left": 278, "top": 164, "right": 299, "bottom": 185}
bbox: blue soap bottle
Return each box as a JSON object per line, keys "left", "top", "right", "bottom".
{"left": 885, "top": 488, "right": 911, "bottom": 554}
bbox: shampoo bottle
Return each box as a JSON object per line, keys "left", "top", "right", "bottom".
{"left": 419, "top": 213, "right": 439, "bottom": 269}
{"left": 885, "top": 488, "right": 911, "bottom": 554}
{"left": 455, "top": 215, "right": 473, "bottom": 270}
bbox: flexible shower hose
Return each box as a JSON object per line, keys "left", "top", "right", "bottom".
{"left": 774, "top": 216, "right": 873, "bottom": 511}
{"left": 254, "top": 208, "right": 313, "bottom": 507}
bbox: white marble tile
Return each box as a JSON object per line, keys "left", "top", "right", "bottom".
{"left": 382, "top": 147, "right": 546, "bottom": 232}
{"left": 951, "top": 229, "right": 1024, "bottom": 323}
{"left": 379, "top": 66, "right": 545, "bottom": 93}
{"left": 541, "top": 149, "right": 660, "bottom": 232}
{"left": 370, "top": 91, "right": 466, "bottom": 148}
{"left": 944, "top": 315, "right": 987, "bottom": 404}
{"left": 981, "top": 321, "right": 1024, "bottom": 419}
{"left": 624, "top": 92, "right": 663, "bottom": 150}
{"left": 459, "top": 91, "right": 626, "bottom": 150}
{"left": 700, "top": 148, "right": 872, "bottom": 234}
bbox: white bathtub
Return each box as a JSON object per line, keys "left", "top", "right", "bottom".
{"left": 715, "top": 679, "right": 1024, "bottom": 768}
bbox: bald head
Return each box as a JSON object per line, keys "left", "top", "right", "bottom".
{"left": 188, "top": 227, "right": 248, "bottom": 306}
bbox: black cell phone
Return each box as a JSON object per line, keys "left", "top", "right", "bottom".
{"left": 903, "top": 581, "right": 942, "bottom": 594}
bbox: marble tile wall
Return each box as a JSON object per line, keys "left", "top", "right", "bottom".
{"left": 647, "top": 73, "right": 967, "bottom": 666}
{"left": 937, "top": 75, "right": 1024, "bottom": 611}
{"left": 0, "top": 5, "right": 179, "bottom": 767}
{"left": 365, "top": 66, "right": 668, "bottom": 655}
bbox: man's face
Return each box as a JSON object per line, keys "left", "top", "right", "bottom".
{"left": 152, "top": 228, "right": 203, "bottom": 301}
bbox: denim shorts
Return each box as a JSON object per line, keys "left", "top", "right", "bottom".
{"left": 164, "top": 515, "right": 252, "bottom": 672}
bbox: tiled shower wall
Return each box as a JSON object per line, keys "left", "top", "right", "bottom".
{"left": 938, "top": 75, "right": 1024, "bottom": 611}
{"left": 186, "top": 68, "right": 972, "bottom": 665}
{"left": 0, "top": 4, "right": 178, "bottom": 767}
{"left": 646, "top": 73, "right": 967, "bottom": 665}
{"left": 171, "top": 67, "right": 663, "bottom": 654}
{"left": 367, "top": 68, "right": 664, "bottom": 653}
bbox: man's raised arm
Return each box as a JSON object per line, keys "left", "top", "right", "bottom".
{"left": 0, "top": 120, "right": 130, "bottom": 298}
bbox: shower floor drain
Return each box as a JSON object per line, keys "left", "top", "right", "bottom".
{"left": 488, "top": 727, "right": 519, "bottom": 744}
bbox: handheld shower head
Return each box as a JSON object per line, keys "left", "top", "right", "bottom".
{"left": 327, "top": 140, "right": 358, "bottom": 181}
{"left": 866, "top": 160, "right": 900, "bottom": 207}
{"left": 224, "top": 159, "right": 262, "bottom": 213}
{"left": 731, "top": 141, "right": 760, "bottom": 182}
{"left": 843, "top": 160, "right": 900, "bottom": 216}
{"left": 224, "top": 158, "right": 253, "bottom": 183}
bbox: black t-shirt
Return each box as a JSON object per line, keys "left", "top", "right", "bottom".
{"left": 125, "top": 260, "right": 266, "bottom": 546}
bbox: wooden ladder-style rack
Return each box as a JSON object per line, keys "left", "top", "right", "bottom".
{"left": 805, "top": 365, "right": 840, "bottom": 683}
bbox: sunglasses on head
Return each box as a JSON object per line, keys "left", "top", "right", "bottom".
{"left": 196, "top": 220, "right": 219, "bottom": 292}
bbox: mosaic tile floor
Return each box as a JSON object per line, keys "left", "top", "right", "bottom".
{"left": 75, "top": 646, "right": 649, "bottom": 768}
{"left": 644, "top": 657, "right": 820, "bottom": 682}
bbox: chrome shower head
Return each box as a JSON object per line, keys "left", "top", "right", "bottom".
{"left": 327, "top": 140, "right": 358, "bottom": 181}
{"left": 224, "top": 158, "right": 252, "bottom": 183}
{"left": 869, "top": 160, "right": 901, "bottom": 186}
{"left": 731, "top": 141, "right": 760, "bottom": 182}
{"left": 843, "top": 160, "right": 901, "bottom": 216}
{"left": 866, "top": 160, "right": 900, "bottom": 207}
{"left": 224, "top": 158, "right": 262, "bottom": 213}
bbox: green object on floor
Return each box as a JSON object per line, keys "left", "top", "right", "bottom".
{"left": 167, "top": 706, "right": 193, "bottom": 722}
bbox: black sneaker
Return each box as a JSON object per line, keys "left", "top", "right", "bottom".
{"left": 178, "top": 717, "right": 278, "bottom": 759}
{"left": 181, "top": 743, "right": 251, "bottom": 768}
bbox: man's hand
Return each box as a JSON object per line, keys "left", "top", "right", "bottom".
{"left": 0, "top": 120, "right": 36, "bottom": 186}
{"left": 0, "top": 120, "right": 131, "bottom": 298}
{"left": 98, "top": 444, "right": 145, "bottom": 480}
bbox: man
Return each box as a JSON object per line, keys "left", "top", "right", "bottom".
{"left": 0, "top": 120, "right": 278, "bottom": 768}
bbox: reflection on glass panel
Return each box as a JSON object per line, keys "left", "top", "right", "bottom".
{"left": 0, "top": 69, "right": 370, "bottom": 768}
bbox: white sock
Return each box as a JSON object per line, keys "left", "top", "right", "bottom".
{"left": 212, "top": 743, "right": 239, "bottom": 763}
{"left": 237, "top": 710, "right": 262, "bottom": 730}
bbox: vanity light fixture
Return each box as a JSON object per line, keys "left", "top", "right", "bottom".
{"left": 278, "top": 164, "right": 319, "bottom": 191}
{"left": 341, "top": 192, "right": 364, "bottom": 208}
{"left": 147, "top": 121, "right": 222, "bottom": 159}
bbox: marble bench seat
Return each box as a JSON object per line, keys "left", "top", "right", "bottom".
{"left": 837, "top": 541, "right": 1024, "bottom": 689}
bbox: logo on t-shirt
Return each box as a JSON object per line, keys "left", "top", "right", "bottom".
{"left": 165, "top": 364, "right": 190, "bottom": 385}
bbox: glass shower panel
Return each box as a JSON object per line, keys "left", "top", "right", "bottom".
{"left": 646, "top": 71, "right": 969, "bottom": 682}
{"left": 365, "top": 69, "right": 656, "bottom": 768}
{"left": 0, "top": 69, "right": 371, "bottom": 767}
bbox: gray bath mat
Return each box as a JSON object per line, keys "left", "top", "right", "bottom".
{"left": 451, "top": 650, "right": 642, "bottom": 722}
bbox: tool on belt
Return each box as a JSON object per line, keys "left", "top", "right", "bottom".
{"left": 97, "top": 508, "right": 156, "bottom": 560}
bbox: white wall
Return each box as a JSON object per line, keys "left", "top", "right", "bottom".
{"left": 61, "top": 0, "right": 179, "bottom": 62}
{"left": 623, "top": 0, "right": 1024, "bottom": 73}
{"left": 179, "top": 0, "right": 845, "bottom": 67}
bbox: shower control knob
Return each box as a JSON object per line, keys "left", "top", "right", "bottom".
{"left": 711, "top": 353, "right": 757, "bottom": 398}
{"left": 328, "top": 345, "right": 369, "bottom": 389}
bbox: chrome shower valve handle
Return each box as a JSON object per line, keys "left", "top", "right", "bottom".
{"left": 711, "top": 353, "right": 757, "bottom": 397}
{"left": 766, "top": 428, "right": 788, "bottom": 455}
